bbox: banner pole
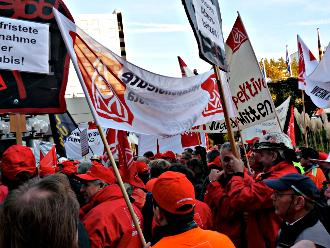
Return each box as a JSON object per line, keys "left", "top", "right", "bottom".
{"left": 302, "top": 90, "right": 308, "bottom": 147}
{"left": 213, "top": 65, "right": 239, "bottom": 158}
{"left": 236, "top": 122, "right": 251, "bottom": 171}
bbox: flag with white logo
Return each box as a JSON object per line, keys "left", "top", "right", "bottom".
{"left": 54, "top": 9, "right": 232, "bottom": 136}
{"left": 225, "top": 15, "right": 275, "bottom": 129}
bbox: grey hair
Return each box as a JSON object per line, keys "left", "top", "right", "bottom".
{"left": 220, "top": 142, "right": 241, "bottom": 157}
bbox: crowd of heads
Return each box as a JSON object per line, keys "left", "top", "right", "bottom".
{"left": 0, "top": 131, "right": 329, "bottom": 247}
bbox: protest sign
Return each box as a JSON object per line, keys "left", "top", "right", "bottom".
{"left": 0, "top": 16, "right": 49, "bottom": 74}
{"left": 64, "top": 122, "right": 104, "bottom": 160}
{"left": 54, "top": 9, "right": 236, "bottom": 136}
{"left": 225, "top": 15, "right": 275, "bottom": 129}
{"left": 0, "top": 0, "right": 73, "bottom": 114}
{"left": 182, "top": 0, "right": 227, "bottom": 70}
{"left": 241, "top": 97, "right": 290, "bottom": 141}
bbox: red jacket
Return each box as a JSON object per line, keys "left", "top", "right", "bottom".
{"left": 204, "top": 180, "right": 246, "bottom": 247}
{"left": 80, "top": 184, "right": 143, "bottom": 248}
{"left": 227, "top": 161, "right": 298, "bottom": 248}
{"left": 194, "top": 200, "right": 213, "bottom": 230}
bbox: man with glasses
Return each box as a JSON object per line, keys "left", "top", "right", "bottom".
{"left": 264, "top": 173, "right": 330, "bottom": 247}
{"left": 76, "top": 163, "right": 143, "bottom": 248}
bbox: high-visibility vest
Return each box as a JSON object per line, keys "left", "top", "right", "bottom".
{"left": 293, "top": 162, "right": 305, "bottom": 174}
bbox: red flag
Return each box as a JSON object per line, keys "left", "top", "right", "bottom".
{"left": 181, "top": 132, "right": 202, "bottom": 148}
{"left": 287, "top": 105, "right": 296, "bottom": 147}
{"left": 39, "top": 146, "right": 57, "bottom": 177}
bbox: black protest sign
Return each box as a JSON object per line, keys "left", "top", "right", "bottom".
{"left": 182, "top": 0, "right": 227, "bottom": 70}
{"left": 0, "top": 0, "right": 74, "bottom": 114}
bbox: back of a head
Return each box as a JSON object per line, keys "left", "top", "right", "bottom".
{"left": 207, "top": 149, "right": 220, "bottom": 163}
{"left": 300, "top": 147, "right": 319, "bottom": 160}
{"left": 149, "top": 159, "right": 171, "bottom": 178}
{"left": 0, "top": 173, "right": 79, "bottom": 248}
{"left": 0, "top": 145, "right": 37, "bottom": 190}
{"left": 168, "top": 164, "right": 196, "bottom": 185}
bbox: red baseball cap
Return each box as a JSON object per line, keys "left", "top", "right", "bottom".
{"left": 58, "top": 160, "right": 78, "bottom": 175}
{"left": 0, "top": 145, "right": 37, "bottom": 181}
{"left": 134, "top": 161, "right": 149, "bottom": 174}
{"left": 76, "top": 162, "right": 116, "bottom": 185}
{"left": 161, "top": 151, "right": 176, "bottom": 160}
{"left": 152, "top": 171, "right": 196, "bottom": 215}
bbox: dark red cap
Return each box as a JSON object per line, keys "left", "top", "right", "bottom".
{"left": 76, "top": 162, "right": 116, "bottom": 185}
{"left": 161, "top": 151, "right": 176, "bottom": 160}
{"left": 152, "top": 171, "right": 195, "bottom": 215}
{"left": 0, "top": 145, "right": 37, "bottom": 181}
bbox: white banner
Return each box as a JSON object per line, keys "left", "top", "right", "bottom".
{"left": 138, "top": 132, "right": 206, "bottom": 156}
{"left": 0, "top": 16, "right": 49, "bottom": 74}
{"left": 64, "top": 123, "right": 104, "bottom": 160}
{"left": 306, "top": 42, "right": 330, "bottom": 108}
{"left": 225, "top": 16, "right": 275, "bottom": 129}
{"left": 241, "top": 97, "right": 290, "bottom": 141}
{"left": 54, "top": 9, "right": 236, "bottom": 136}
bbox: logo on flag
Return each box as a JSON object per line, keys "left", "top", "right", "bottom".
{"left": 201, "top": 76, "right": 223, "bottom": 116}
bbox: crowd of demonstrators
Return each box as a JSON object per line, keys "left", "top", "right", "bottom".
{"left": 1, "top": 131, "right": 330, "bottom": 247}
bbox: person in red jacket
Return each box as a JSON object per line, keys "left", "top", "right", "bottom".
{"left": 204, "top": 142, "right": 247, "bottom": 248}
{"left": 76, "top": 163, "right": 143, "bottom": 248}
{"left": 224, "top": 132, "right": 299, "bottom": 248}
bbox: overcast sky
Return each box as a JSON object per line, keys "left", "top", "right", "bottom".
{"left": 65, "top": 0, "right": 330, "bottom": 77}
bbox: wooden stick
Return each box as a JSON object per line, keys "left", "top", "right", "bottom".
{"left": 301, "top": 90, "right": 308, "bottom": 147}
{"left": 213, "top": 65, "right": 239, "bottom": 158}
{"left": 236, "top": 122, "right": 251, "bottom": 171}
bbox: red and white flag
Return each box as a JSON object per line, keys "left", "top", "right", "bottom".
{"left": 287, "top": 105, "right": 296, "bottom": 146}
{"left": 54, "top": 9, "right": 233, "bottom": 136}
{"left": 177, "top": 56, "right": 194, "bottom": 77}
{"left": 225, "top": 15, "right": 275, "bottom": 129}
{"left": 297, "top": 35, "right": 318, "bottom": 91}
{"left": 39, "top": 145, "right": 57, "bottom": 170}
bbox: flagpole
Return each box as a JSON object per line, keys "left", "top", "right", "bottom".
{"left": 317, "top": 28, "right": 323, "bottom": 61}
{"left": 213, "top": 65, "right": 239, "bottom": 158}
{"left": 53, "top": 11, "right": 146, "bottom": 246}
{"left": 236, "top": 121, "right": 251, "bottom": 171}
{"left": 302, "top": 90, "right": 308, "bottom": 147}
{"left": 237, "top": 12, "right": 283, "bottom": 133}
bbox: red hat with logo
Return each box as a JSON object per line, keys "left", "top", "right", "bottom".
{"left": 152, "top": 171, "right": 196, "bottom": 215}
{"left": 161, "top": 151, "right": 176, "bottom": 160}
{"left": 76, "top": 162, "right": 116, "bottom": 185}
{"left": 0, "top": 145, "right": 37, "bottom": 181}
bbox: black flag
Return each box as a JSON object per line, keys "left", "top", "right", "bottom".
{"left": 49, "top": 112, "right": 77, "bottom": 157}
